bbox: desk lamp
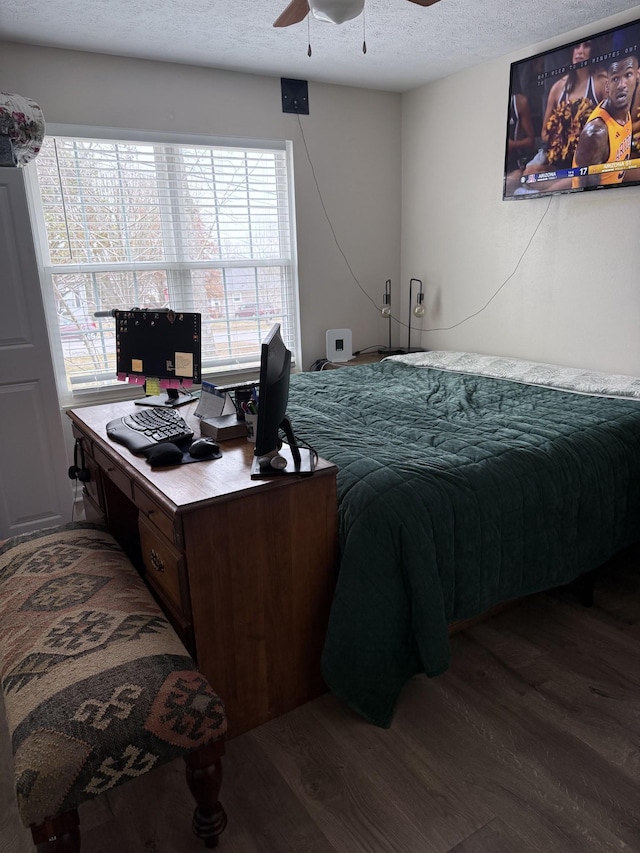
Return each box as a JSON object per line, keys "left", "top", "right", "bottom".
{"left": 377, "top": 279, "right": 405, "bottom": 355}
{"left": 406, "top": 278, "right": 424, "bottom": 353}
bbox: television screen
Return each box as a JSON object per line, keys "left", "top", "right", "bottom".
{"left": 503, "top": 17, "right": 640, "bottom": 199}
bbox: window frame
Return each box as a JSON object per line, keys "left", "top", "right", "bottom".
{"left": 24, "top": 124, "right": 301, "bottom": 407}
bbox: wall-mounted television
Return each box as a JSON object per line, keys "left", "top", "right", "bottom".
{"left": 503, "top": 16, "right": 640, "bottom": 199}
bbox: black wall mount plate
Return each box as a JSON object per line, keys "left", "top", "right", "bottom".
{"left": 281, "top": 78, "right": 309, "bottom": 115}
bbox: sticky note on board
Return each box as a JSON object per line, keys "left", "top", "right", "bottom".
{"left": 175, "top": 351, "right": 194, "bottom": 378}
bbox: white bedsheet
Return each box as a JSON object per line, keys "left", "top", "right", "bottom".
{"left": 387, "top": 351, "right": 640, "bottom": 401}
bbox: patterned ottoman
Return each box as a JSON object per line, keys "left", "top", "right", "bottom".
{"left": 0, "top": 522, "right": 227, "bottom": 851}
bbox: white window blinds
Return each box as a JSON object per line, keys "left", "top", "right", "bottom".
{"left": 30, "top": 133, "right": 299, "bottom": 397}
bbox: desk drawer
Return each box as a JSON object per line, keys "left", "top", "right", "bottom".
{"left": 82, "top": 453, "right": 103, "bottom": 510}
{"left": 134, "top": 485, "right": 178, "bottom": 546}
{"left": 138, "top": 514, "right": 188, "bottom": 620}
{"left": 94, "top": 446, "right": 133, "bottom": 500}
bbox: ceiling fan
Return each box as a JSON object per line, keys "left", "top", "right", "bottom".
{"left": 274, "top": 0, "right": 441, "bottom": 28}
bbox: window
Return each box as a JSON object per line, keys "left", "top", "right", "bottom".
{"left": 27, "top": 129, "right": 299, "bottom": 402}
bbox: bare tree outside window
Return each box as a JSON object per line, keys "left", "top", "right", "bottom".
{"left": 31, "top": 136, "right": 298, "bottom": 396}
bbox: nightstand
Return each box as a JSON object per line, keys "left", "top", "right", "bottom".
{"left": 321, "top": 351, "right": 388, "bottom": 370}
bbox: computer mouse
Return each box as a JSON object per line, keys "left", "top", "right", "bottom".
{"left": 188, "top": 438, "right": 220, "bottom": 459}
{"left": 144, "top": 442, "right": 184, "bottom": 468}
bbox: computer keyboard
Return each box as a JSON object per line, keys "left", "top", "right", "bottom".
{"left": 106, "top": 406, "right": 194, "bottom": 453}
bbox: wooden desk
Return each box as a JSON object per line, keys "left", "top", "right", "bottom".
{"left": 68, "top": 401, "right": 339, "bottom": 738}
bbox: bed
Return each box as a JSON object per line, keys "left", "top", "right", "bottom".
{"left": 285, "top": 351, "right": 640, "bottom": 727}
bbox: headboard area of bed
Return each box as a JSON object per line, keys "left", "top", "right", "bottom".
{"left": 286, "top": 352, "right": 640, "bottom": 727}
{"left": 390, "top": 351, "right": 640, "bottom": 400}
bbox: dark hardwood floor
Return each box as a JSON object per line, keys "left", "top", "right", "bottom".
{"left": 2, "top": 549, "right": 639, "bottom": 852}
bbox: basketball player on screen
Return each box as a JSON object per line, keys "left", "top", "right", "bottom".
{"left": 572, "top": 54, "right": 639, "bottom": 187}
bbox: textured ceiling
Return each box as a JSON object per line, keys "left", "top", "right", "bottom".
{"left": 1, "top": 0, "right": 640, "bottom": 92}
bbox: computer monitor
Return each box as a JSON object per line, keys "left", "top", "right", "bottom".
{"left": 115, "top": 309, "right": 201, "bottom": 407}
{"left": 250, "top": 323, "right": 314, "bottom": 478}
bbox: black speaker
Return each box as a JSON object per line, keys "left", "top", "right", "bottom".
{"left": 281, "top": 78, "right": 309, "bottom": 115}
{"left": 68, "top": 439, "right": 91, "bottom": 483}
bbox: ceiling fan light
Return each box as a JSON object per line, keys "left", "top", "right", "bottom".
{"left": 309, "top": 0, "right": 365, "bottom": 24}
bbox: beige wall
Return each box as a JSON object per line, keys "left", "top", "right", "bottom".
{"left": 5, "top": 13, "right": 640, "bottom": 378}
{"left": 402, "top": 7, "right": 640, "bottom": 376}
{"left": 0, "top": 42, "right": 402, "bottom": 368}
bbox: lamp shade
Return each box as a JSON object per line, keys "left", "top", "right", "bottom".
{"left": 309, "top": 0, "right": 365, "bottom": 24}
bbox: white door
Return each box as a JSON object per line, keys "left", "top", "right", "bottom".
{"left": 0, "top": 168, "right": 72, "bottom": 538}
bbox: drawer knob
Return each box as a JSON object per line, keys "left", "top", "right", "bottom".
{"left": 150, "top": 549, "right": 165, "bottom": 572}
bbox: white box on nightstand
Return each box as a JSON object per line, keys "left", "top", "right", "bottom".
{"left": 326, "top": 329, "right": 353, "bottom": 362}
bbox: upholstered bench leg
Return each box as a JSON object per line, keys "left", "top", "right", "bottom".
{"left": 185, "top": 740, "right": 228, "bottom": 848}
{"left": 30, "top": 810, "right": 80, "bottom": 853}
{"left": 27, "top": 742, "right": 227, "bottom": 853}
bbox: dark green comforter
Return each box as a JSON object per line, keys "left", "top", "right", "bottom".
{"left": 286, "top": 361, "right": 640, "bottom": 727}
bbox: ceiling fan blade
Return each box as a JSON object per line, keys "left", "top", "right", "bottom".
{"left": 273, "top": 0, "right": 310, "bottom": 27}
{"left": 406, "top": 0, "right": 441, "bottom": 6}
